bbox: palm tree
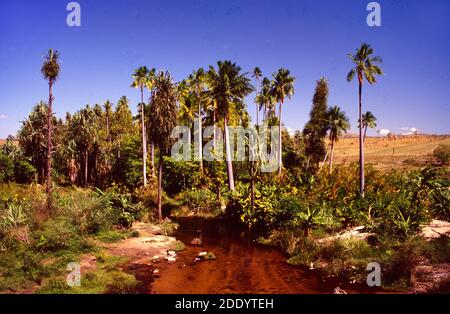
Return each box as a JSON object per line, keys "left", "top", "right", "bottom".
{"left": 327, "top": 106, "right": 350, "bottom": 174}
{"left": 178, "top": 81, "right": 196, "bottom": 126}
{"left": 252, "top": 67, "right": 262, "bottom": 125}
{"left": 190, "top": 68, "right": 206, "bottom": 171}
{"left": 131, "top": 66, "right": 151, "bottom": 187}
{"left": 361, "top": 111, "right": 377, "bottom": 141}
{"left": 206, "top": 61, "right": 253, "bottom": 191}
{"left": 271, "top": 68, "right": 295, "bottom": 174}
{"left": 347, "top": 43, "right": 383, "bottom": 196}
{"left": 256, "top": 77, "right": 277, "bottom": 122}
{"left": 41, "top": 49, "right": 60, "bottom": 201}
{"left": 148, "top": 71, "right": 178, "bottom": 220}
{"left": 103, "top": 100, "right": 113, "bottom": 170}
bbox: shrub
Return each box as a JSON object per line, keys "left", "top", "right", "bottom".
{"left": 174, "top": 188, "right": 221, "bottom": 217}
{"left": 433, "top": 144, "right": 450, "bottom": 165}
{"left": 36, "top": 278, "right": 71, "bottom": 294}
{"left": 162, "top": 157, "right": 201, "bottom": 196}
{"left": 35, "top": 218, "right": 80, "bottom": 252}
{"left": 14, "top": 159, "right": 36, "bottom": 184}
{"left": 156, "top": 218, "right": 179, "bottom": 236}
{"left": 0, "top": 153, "right": 14, "bottom": 183}
{"left": 169, "top": 240, "right": 186, "bottom": 252}
{"left": 95, "top": 230, "right": 126, "bottom": 243}
{"left": 56, "top": 188, "right": 120, "bottom": 234}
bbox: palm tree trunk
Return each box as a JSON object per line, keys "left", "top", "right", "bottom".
{"left": 213, "top": 109, "right": 216, "bottom": 149}
{"left": 84, "top": 150, "right": 88, "bottom": 188}
{"left": 224, "top": 115, "right": 235, "bottom": 191}
{"left": 250, "top": 175, "right": 255, "bottom": 211}
{"left": 198, "top": 91, "right": 203, "bottom": 172}
{"left": 46, "top": 79, "right": 53, "bottom": 198}
{"left": 157, "top": 152, "right": 163, "bottom": 220}
{"left": 359, "top": 81, "right": 365, "bottom": 197}
{"left": 106, "top": 114, "right": 111, "bottom": 170}
{"left": 141, "top": 87, "right": 147, "bottom": 187}
{"left": 151, "top": 143, "right": 155, "bottom": 177}
{"left": 329, "top": 137, "right": 335, "bottom": 174}
{"left": 255, "top": 80, "right": 259, "bottom": 126}
{"left": 278, "top": 101, "right": 283, "bottom": 174}
{"left": 364, "top": 125, "right": 368, "bottom": 142}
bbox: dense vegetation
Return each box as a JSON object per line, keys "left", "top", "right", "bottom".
{"left": 0, "top": 44, "right": 449, "bottom": 293}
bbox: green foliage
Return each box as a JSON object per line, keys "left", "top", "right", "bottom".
{"left": 56, "top": 188, "right": 119, "bottom": 234}
{"left": 1, "top": 202, "right": 29, "bottom": 228}
{"left": 36, "top": 269, "right": 139, "bottom": 294}
{"left": 35, "top": 219, "right": 81, "bottom": 252}
{"left": 303, "top": 78, "right": 330, "bottom": 172}
{"left": 13, "top": 159, "right": 37, "bottom": 183}
{"left": 202, "top": 252, "right": 216, "bottom": 260}
{"left": 0, "top": 153, "right": 14, "bottom": 183}
{"left": 95, "top": 230, "right": 127, "bottom": 243}
{"left": 162, "top": 158, "right": 201, "bottom": 196}
{"left": 174, "top": 188, "right": 221, "bottom": 217}
{"left": 169, "top": 240, "right": 186, "bottom": 252}
{"left": 155, "top": 218, "right": 179, "bottom": 236}
{"left": 112, "top": 135, "right": 142, "bottom": 189}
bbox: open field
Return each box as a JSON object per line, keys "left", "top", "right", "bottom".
{"left": 332, "top": 135, "right": 450, "bottom": 171}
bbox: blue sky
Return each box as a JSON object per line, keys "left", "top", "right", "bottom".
{"left": 0, "top": 0, "right": 449, "bottom": 138}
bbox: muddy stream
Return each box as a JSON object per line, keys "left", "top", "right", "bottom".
{"left": 129, "top": 218, "right": 380, "bottom": 294}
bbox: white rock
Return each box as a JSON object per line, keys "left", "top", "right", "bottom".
{"left": 166, "top": 256, "right": 176, "bottom": 262}
{"left": 152, "top": 255, "right": 160, "bottom": 259}
{"left": 198, "top": 252, "right": 207, "bottom": 256}
{"left": 153, "top": 269, "right": 160, "bottom": 274}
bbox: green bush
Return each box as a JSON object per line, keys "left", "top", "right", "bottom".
{"left": 14, "top": 159, "right": 36, "bottom": 184}
{"left": 163, "top": 157, "right": 201, "bottom": 196}
{"left": 35, "top": 219, "right": 80, "bottom": 252}
{"left": 56, "top": 188, "right": 120, "bottom": 234}
{"left": 169, "top": 240, "right": 186, "bottom": 252}
{"left": 174, "top": 188, "right": 221, "bottom": 217}
{"left": 0, "top": 153, "right": 14, "bottom": 183}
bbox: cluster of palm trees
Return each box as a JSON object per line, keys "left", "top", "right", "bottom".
{"left": 171, "top": 61, "right": 296, "bottom": 190}
{"left": 39, "top": 42, "right": 382, "bottom": 211}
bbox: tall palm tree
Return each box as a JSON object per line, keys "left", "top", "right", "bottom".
{"left": 41, "top": 49, "right": 60, "bottom": 201}
{"left": 256, "top": 77, "right": 276, "bottom": 122}
{"left": 146, "top": 69, "right": 156, "bottom": 178}
{"left": 271, "top": 68, "right": 295, "bottom": 174}
{"left": 206, "top": 61, "right": 253, "bottom": 191}
{"left": 361, "top": 111, "right": 377, "bottom": 141}
{"left": 252, "top": 67, "right": 262, "bottom": 125}
{"left": 327, "top": 106, "right": 350, "bottom": 174}
{"left": 103, "top": 100, "right": 113, "bottom": 172}
{"left": 131, "top": 66, "right": 150, "bottom": 187}
{"left": 190, "top": 68, "right": 206, "bottom": 171}
{"left": 347, "top": 43, "right": 383, "bottom": 196}
{"left": 148, "top": 71, "right": 178, "bottom": 220}
{"left": 177, "top": 81, "right": 196, "bottom": 126}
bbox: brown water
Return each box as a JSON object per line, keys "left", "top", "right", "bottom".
{"left": 146, "top": 218, "right": 379, "bottom": 294}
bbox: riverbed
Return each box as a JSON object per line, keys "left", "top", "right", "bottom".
{"left": 146, "top": 218, "right": 376, "bottom": 294}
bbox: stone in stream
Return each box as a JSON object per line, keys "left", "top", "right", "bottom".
{"left": 190, "top": 237, "right": 202, "bottom": 246}
{"left": 333, "top": 287, "right": 347, "bottom": 294}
